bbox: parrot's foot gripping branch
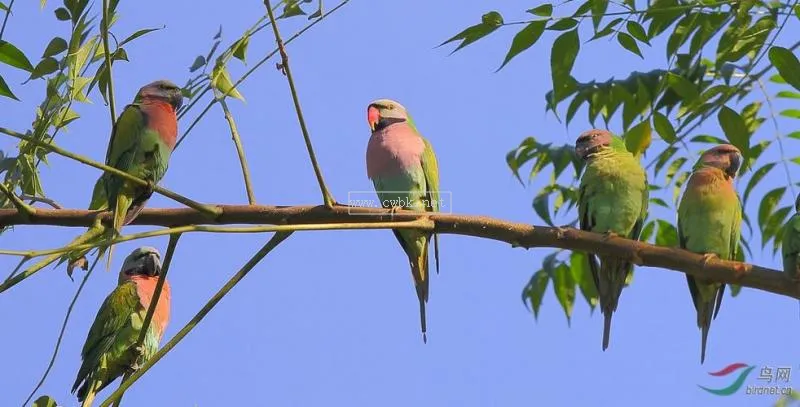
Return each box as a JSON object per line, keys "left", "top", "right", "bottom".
{"left": 701, "top": 253, "right": 720, "bottom": 267}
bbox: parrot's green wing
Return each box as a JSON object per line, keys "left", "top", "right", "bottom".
{"left": 105, "top": 103, "right": 145, "bottom": 169}
{"left": 408, "top": 114, "right": 441, "bottom": 274}
{"left": 578, "top": 179, "right": 601, "bottom": 291}
{"left": 73, "top": 282, "right": 140, "bottom": 391}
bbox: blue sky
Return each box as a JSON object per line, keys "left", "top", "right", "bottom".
{"left": 1, "top": 1, "right": 799, "bottom": 406}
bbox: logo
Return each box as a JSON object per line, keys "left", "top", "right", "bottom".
{"left": 698, "top": 362, "right": 794, "bottom": 396}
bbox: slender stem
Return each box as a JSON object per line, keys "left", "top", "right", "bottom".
{"left": 21, "top": 255, "right": 100, "bottom": 407}
{"left": 0, "top": 126, "right": 222, "bottom": 218}
{"left": 217, "top": 95, "right": 257, "bottom": 204}
{"left": 20, "top": 194, "right": 63, "bottom": 209}
{"left": 264, "top": 0, "right": 335, "bottom": 208}
{"left": 111, "top": 234, "right": 180, "bottom": 407}
{"left": 100, "top": 0, "right": 117, "bottom": 126}
{"left": 174, "top": 0, "right": 351, "bottom": 151}
{"left": 0, "top": 0, "right": 14, "bottom": 40}
{"left": 98, "top": 231, "right": 293, "bottom": 407}
{"left": 4, "top": 256, "right": 29, "bottom": 283}
{"left": 0, "top": 183, "right": 35, "bottom": 217}
{"left": 0, "top": 219, "right": 435, "bottom": 259}
{"left": 755, "top": 78, "right": 795, "bottom": 197}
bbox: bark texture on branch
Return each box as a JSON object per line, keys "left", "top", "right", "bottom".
{"left": 0, "top": 204, "right": 796, "bottom": 299}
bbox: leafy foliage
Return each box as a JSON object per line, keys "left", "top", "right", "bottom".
{"left": 445, "top": 0, "right": 800, "bottom": 321}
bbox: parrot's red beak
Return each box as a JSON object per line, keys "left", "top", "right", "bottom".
{"left": 367, "top": 106, "right": 380, "bottom": 132}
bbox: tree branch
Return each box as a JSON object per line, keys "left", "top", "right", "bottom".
{"left": 264, "top": 0, "right": 336, "bottom": 208}
{"left": 0, "top": 183, "right": 35, "bottom": 218}
{"left": 98, "top": 231, "right": 293, "bottom": 407}
{"left": 0, "top": 204, "right": 796, "bottom": 299}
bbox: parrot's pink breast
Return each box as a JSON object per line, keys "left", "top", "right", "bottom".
{"left": 141, "top": 100, "right": 178, "bottom": 150}
{"left": 366, "top": 123, "right": 424, "bottom": 179}
{"left": 130, "top": 275, "right": 171, "bottom": 337}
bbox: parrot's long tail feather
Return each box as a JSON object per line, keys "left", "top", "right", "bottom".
{"left": 433, "top": 233, "right": 440, "bottom": 275}
{"left": 408, "top": 235, "right": 430, "bottom": 344}
{"left": 596, "top": 256, "right": 629, "bottom": 351}
{"left": 107, "top": 193, "right": 133, "bottom": 271}
{"left": 80, "top": 383, "right": 97, "bottom": 407}
{"left": 697, "top": 297, "right": 715, "bottom": 365}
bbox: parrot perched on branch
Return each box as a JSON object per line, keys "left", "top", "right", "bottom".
{"left": 782, "top": 193, "right": 800, "bottom": 281}
{"left": 575, "top": 129, "right": 649, "bottom": 351}
{"left": 72, "top": 246, "right": 171, "bottom": 407}
{"left": 19, "top": 80, "right": 183, "bottom": 277}
{"left": 677, "top": 144, "right": 743, "bottom": 364}
{"left": 365, "top": 98, "right": 441, "bottom": 343}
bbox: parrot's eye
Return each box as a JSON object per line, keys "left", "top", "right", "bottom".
{"left": 387, "top": 104, "right": 395, "bottom": 110}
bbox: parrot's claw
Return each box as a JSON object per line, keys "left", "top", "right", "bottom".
{"left": 701, "top": 253, "right": 719, "bottom": 267}
{"left": 732, "top": 263, "right": 748, "bottom": 278}
{"left": 388, "top": 205, "right": 404, "bottom": 221}
{"left": 144, "top": 180, "right": 156, "bottom": 197}
{"left": 602, "top": 231, "right": 620, "bottom": 241}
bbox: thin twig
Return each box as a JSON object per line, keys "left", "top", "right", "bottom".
{"left": 755, "top": 78, "right": 795, "bottom": 198}
{"left": 21, "top": 255, "right": 100, "bottom": 407}
{"left": 4, "top": 256, "right": 29, "bottom": 283}
{"left": 0, "top": 183, "right": 35, "bottom": 217}
{"left": 98, "top": 231, "right": 293, "bottom": 407}
{"left": 100, "top": 0, "right": 117, "bottom": 126}
{"left": 174, "top": 0, "right": 351, "bottom": 151}
{"left": 217, "top": 94, "right": 256, "bottom": 204}
{"left": 0, "top": 126, "right": 222, "bottom": 218}
{"left": 0, "top": 219, "right": 435, "bottom": 259}
{"left": 111, "top": 234, "right": 181, "bottom": 407}
{"left": 264, "top": 0, "right": 336, "bottom": 208}
{"left": 20, "top": 194, "right": 63, "bottom": 209}
{"left": 0, "top": 0, "right": 14, "bottom": 40}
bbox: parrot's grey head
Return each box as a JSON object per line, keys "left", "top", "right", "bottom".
{"left": 137, "top": 80, "right": 184, "bottom": 111}
{"left": 367, "top": 99, "right": 409, "bottom": 132}
{"left": 119, "top": 246, "right": 163, "bottom": 282}
{"left": 698, "top": 144, "right": 742, "bottom": 179}
{"left": 575, "top": 129, "right": 613, "bottom": 160}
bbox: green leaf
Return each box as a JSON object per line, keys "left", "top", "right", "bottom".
{"left": 590, "top": 18, "right": 623, "bottom": 41}
{"left": 527, "top": 4, "right": 553, "bottom": 17}
{"left": 776, "top": 91, "right": 800, "bottom": 99}
{"left": 640, "top": 220, "right": 656, "bottom": 242}
{"left": 54, "top": 7, "right": 70, "bottom": 20}
{"left": 789, "top": 131, "right": 800, "bottom": 140}
{"left": 626, "top": 21, "right": 650, "bottom": 44}
{"left": 656, "top": 220, "right": 678, "bottom": 247}
{"left": 232, "top": 35, "right": 250, "bottom": 63}
{"left": 440, "top": 11, "right": 504, "bottom": 54}
{"left": 780, "top": 109, "right": 800, "bottom": 119}
{"left": 32, "top": 395, "right": 58, "bottom": 407}
{"left": 120, "top": 26, "right": 163, "bottom": 47}
{"left": 0, "top": 40, "right": 34, "bottom": 72}
{"left": 717, "top": 106, "right": 750, "bottom": 155}
{"left": 624, "top": 120, "right": 652, "bottom": 157}
{"left": 280, "top": 1, "right": 306, "bottom": 18}
{"left": 758, "top": 186, "right": 786, "bottom": 232}
{"left": 762, "top": 205, "right": 792, "bottom": 249}
{"left": 551, "top": 263, "right": 576, "bottom": 324}
{"left": 743, "top": 162, "right": 775, "bottom": 204}
{"left": 652, "top": 112, "right": 676, "bottom": 143}
{"left": 189, "top": 55, "right": 206, "bottom": 72}
{"left": 649, "top": 198, "right": 670, "bottom": 208}
{"left": 496, "top": 21, "right": 546, "bottom": 71}
{"left": 28, "top": 57, "right": 59, "bottom": 80}
{"left": 768, "top": 46, "right": 800, "bottom": 92}
{"left": 547, "top": 18, "right": 578, "bottom": 31}
{"left": 617, "top": 32, "right": 643, "bottom": 58}
{"left": 522, "top": 269, "right": 550, "bottom": 320}
{"left": 569, "top": 251, "right": 598, "bottom": 311}
{"left": 550, "top": 29, "right": 580, "bottom": 104}
{"left": 42, "top": 37, "right": 68, "bottom": 58}
{"left": 0, "top": 3, "right": 8, "bottom": 12}
{"left": 211, "top": 64, "right": 245, "bottom": 101}
{"left": 0, "top": 74, "right": 18, "bottom": 100}
{"left": 665, "top": 72, "right": 699, "bottom": 101}
{"left": 533, "top": 190, "right": 554, "bottom": 226}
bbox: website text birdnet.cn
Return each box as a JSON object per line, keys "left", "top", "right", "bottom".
{"left": 346, "top": 191, "right": 453, "bottom": 215}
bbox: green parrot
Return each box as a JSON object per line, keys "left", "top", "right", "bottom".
{"left": 72, "top": 246, "right": 171, "bottom": 407}
{"left": 782, "top": 193, "right": 800, "bottom": 281}
{"left": 365, "top": 98, "right": 441, "bottom": 343}
{"left": 15, "top": 80, "right": 183, "bottom": 278}
{"left": 677, "top": 144, "right": 742, "bottom": 364}
{"left": 575, "top": 129, "right": 649, "bottom": 350}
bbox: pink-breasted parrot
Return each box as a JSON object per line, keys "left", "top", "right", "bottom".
{"left": 677, "top": 144, "right": 742, "bottom": 364}
{"left": 575, "top": 129, "right": 649, "bottom": 350}
{"left": 72, "top": 246, "right": 171, "bottom": 407}
{"left": 365, "top": 98, "right": 441, "bottom": 343}
{"left": 18, "top": 80, "right": 183, "bottom": 277}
